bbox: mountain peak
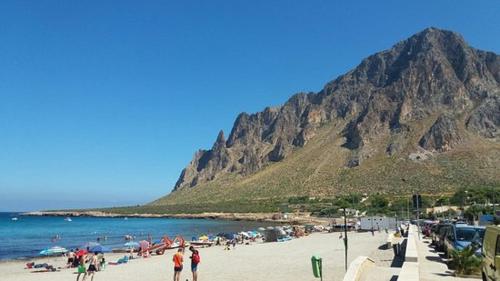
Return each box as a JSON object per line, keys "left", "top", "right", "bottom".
{"left": 215, "top": 130, "right": 226, "bottom": 146}
{"left": 169, "top": 28, "right": 500, "bottom": 193}
{"left": 401, "top": 27, "right": 467, "bottom": 52}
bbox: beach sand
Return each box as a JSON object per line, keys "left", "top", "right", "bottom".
{"left": 0, "top": 231, "right": 387, "bottom": 281}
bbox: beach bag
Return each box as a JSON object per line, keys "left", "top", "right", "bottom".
{"left": 192, "top": 252, "right": 200, "bottom": 264}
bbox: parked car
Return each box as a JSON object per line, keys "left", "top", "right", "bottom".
{"left": 482, "top": 225, "right": 500, "bottom": 281}
{"left": 422, "top": 221, "right": 436, "bottom": 237}
{"left": 443, "top": 224, "right": 484, "bottom": 258}
{"left": 435, "top": 223, "right": 453, "bottom": 251}
{"left": 432, "top": 223, "right": 451, "bottom": 246}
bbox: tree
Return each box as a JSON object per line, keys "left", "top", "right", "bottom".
{"left": 370, "top": 194, "right": 389, "bottom": 209}
{"left": 450, "top": 188, "right": 467, "bottom": 206}
{"left": 449, "top": 245, "right": 482, "bottom": 276}
{"left": 464, "top": 205, "right": 494, "bottom": 224}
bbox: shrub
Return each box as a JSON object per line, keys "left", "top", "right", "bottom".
{"left": 449, "top": 245, "right": 482, "bottom": 276}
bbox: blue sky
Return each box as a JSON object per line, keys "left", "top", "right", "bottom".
{"left": 1, "top": 1, "right": 499, "bottom": 211}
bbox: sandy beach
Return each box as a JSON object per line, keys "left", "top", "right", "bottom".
{"left": 0, "top": 231, "right": 387, "bottom": 281}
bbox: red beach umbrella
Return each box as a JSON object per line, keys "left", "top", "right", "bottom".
{"left": 75, "top": 249, "right": 88, "bottom": 257}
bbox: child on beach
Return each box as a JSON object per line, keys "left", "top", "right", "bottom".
{"left": 189, "top": 246, "right": 200, "bottom": 281}
{"left": 172, "top": 248, "right": 184, "bottom": 281}
{"left": 76, "top": 255, "right": 86, "bottom": 281}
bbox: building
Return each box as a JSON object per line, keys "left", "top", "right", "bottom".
{"left": 359, "top": 216, "right": 397, "bottom": 230}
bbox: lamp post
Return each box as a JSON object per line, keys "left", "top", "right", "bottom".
{"left": 343, "top": 207, "right": 348, "bottom": 272}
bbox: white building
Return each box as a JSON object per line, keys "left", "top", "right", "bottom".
{"left": 359, "top": 216, "right": 397, "bottom": 230}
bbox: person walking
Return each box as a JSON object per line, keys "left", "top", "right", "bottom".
{"left": 87, "top": 252, "right": 98, "bottom": 281}
{"left": 172, "top": 248, "right": 184, "bottom": 281}
{"left": 189, "top": 246, "right": 200, "bottom": 281}
{"left": 76, "top": 255, "right": 87, "bottom": 281}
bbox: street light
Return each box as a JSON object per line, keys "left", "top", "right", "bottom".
{"left": 343, "top": 207, "right": 348, "bottom": 272}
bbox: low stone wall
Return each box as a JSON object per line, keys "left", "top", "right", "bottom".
{"left": 398, "top": 225, "right": 419, "bottom": 280}
{"left": 342, "top": 256, "right": 375, "bottom": 281}
{"left": 404, "top": 226, "right": 418, "bottom": 262}
{"left": 398, "top": 262, "right": 419, "bottom": 281}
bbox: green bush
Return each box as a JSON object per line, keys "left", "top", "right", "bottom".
{"left": 449, "top": 245, "right": 482, "bottom": 276}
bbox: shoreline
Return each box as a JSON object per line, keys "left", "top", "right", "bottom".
{"left": 0, "top": 232, "right": 388, "bottom": 281}
{"left": 22, "top": 211, "right": 328, "bottom": 225}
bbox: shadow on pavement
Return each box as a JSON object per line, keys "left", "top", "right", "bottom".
{"left": 390, "top": 239, "right": 406, "bottom": 268}
{"left": 425, "top": 255, "right": 447, "bottom": 265}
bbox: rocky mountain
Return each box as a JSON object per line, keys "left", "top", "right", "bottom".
{"left": 153, "top": 28, "right": 500, "bottom": 210}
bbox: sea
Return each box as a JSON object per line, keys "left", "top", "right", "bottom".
{"left": 0, "top": 212, "right": 270, "bottom": 260}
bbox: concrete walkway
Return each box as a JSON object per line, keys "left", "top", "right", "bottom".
{"left": 415, "top": 235, "right": 479, "bottom": 281}
{"left": 358, "top": 233, "right": 403, "bottom": 281}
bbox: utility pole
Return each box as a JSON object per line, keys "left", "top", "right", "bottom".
{"left": 343, "top": 207, "right": 348, "bottom": 272}
{"left": 407, "top": 197, "right": 410, "bottom": 222}
{"left": 416, "top": 194, "right": 420, "bottom": 239}
{"left": 494, "top": 191, "right": 497, "bottom": 215}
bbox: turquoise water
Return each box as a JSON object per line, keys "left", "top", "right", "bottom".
{"left": 0, "top": 212, "right": 269, "bottom": 260}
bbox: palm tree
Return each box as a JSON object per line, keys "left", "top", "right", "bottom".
{"left": 449, "top": 245, "right": 482, "bottom": 276}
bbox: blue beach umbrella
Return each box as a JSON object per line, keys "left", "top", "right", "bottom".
{"left": 223, "top": 233, "right": 236, "bottom": 240}
{"left": 40, "top": 246, "right": 68, "bottom": 256}
{"left": 89, "top": 245, "right": 111, "bottom": 253}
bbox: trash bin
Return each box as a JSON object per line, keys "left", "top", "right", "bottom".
{"left": 311, "top": 255, "right": 322, "bottom": 279}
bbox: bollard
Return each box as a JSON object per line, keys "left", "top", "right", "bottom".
{"left": 311, "top": 255, "right": 323, "bottom": 280}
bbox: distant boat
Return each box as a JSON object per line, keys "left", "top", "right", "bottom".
{"left": 64, "top": 217, "right": 72, "bottom": 222}
{"left": 11, "top": 217, "right": 18, "bottom": 221}
{"left": 124, "top": 217, "right": 128, "bottom": 220}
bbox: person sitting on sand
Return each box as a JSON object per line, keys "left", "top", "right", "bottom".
{"left": 189, "top": 246, "right": 200, "bottom": 281}
{"left": 96, "top": 252, "right": 105, "bottom": 271}
{"left": 67, "top": 249, "right": 75, "bottom": 268}
{"left": 172, "top": 248, "right": 184, "bottom": 281}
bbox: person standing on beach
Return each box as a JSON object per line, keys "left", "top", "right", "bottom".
{"left": 76, "top": 255, "right": 87, "bottom": 281}
{"left": 86, "top": 252, "right": 98, "bottom": 281}
{"left": 172, "top": 248, "right": 184, "bottom": 281}
{"left": 189, "top": 246, "right": 200, "bottom": 281}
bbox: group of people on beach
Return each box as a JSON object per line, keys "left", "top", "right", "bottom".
{"left": 65, "top": 248, "right": 104, "bottom": 281}
{"left": 172, "top": 246, "right": 200, "bottom": 281}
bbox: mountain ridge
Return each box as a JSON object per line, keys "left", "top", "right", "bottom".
{"left": 153, "top": 27, "right": 499, "bottom": 209}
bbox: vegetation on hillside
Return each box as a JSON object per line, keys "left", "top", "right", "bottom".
{"left": 97, "top": 186, "right": 499, "bottom": 217}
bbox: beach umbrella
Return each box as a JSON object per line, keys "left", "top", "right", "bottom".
{"left": 40, "top": 246, "right": 68, "bottom": 256}
{"left": 89, "top": 245, "right": 111, "bottom": 253}
{"left": 75, "top": 249, "right": 88, "bottom": 257}
{"left": 124, "top": 241, "right": 140, "bottom": 248}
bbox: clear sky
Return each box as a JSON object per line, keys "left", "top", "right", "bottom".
{"left": 1, "top": 1, "right": 499, "bottom": 211}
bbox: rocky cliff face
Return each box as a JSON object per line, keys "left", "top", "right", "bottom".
{"left": 173, "top": 27, "right": 499, "bottom": 191}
